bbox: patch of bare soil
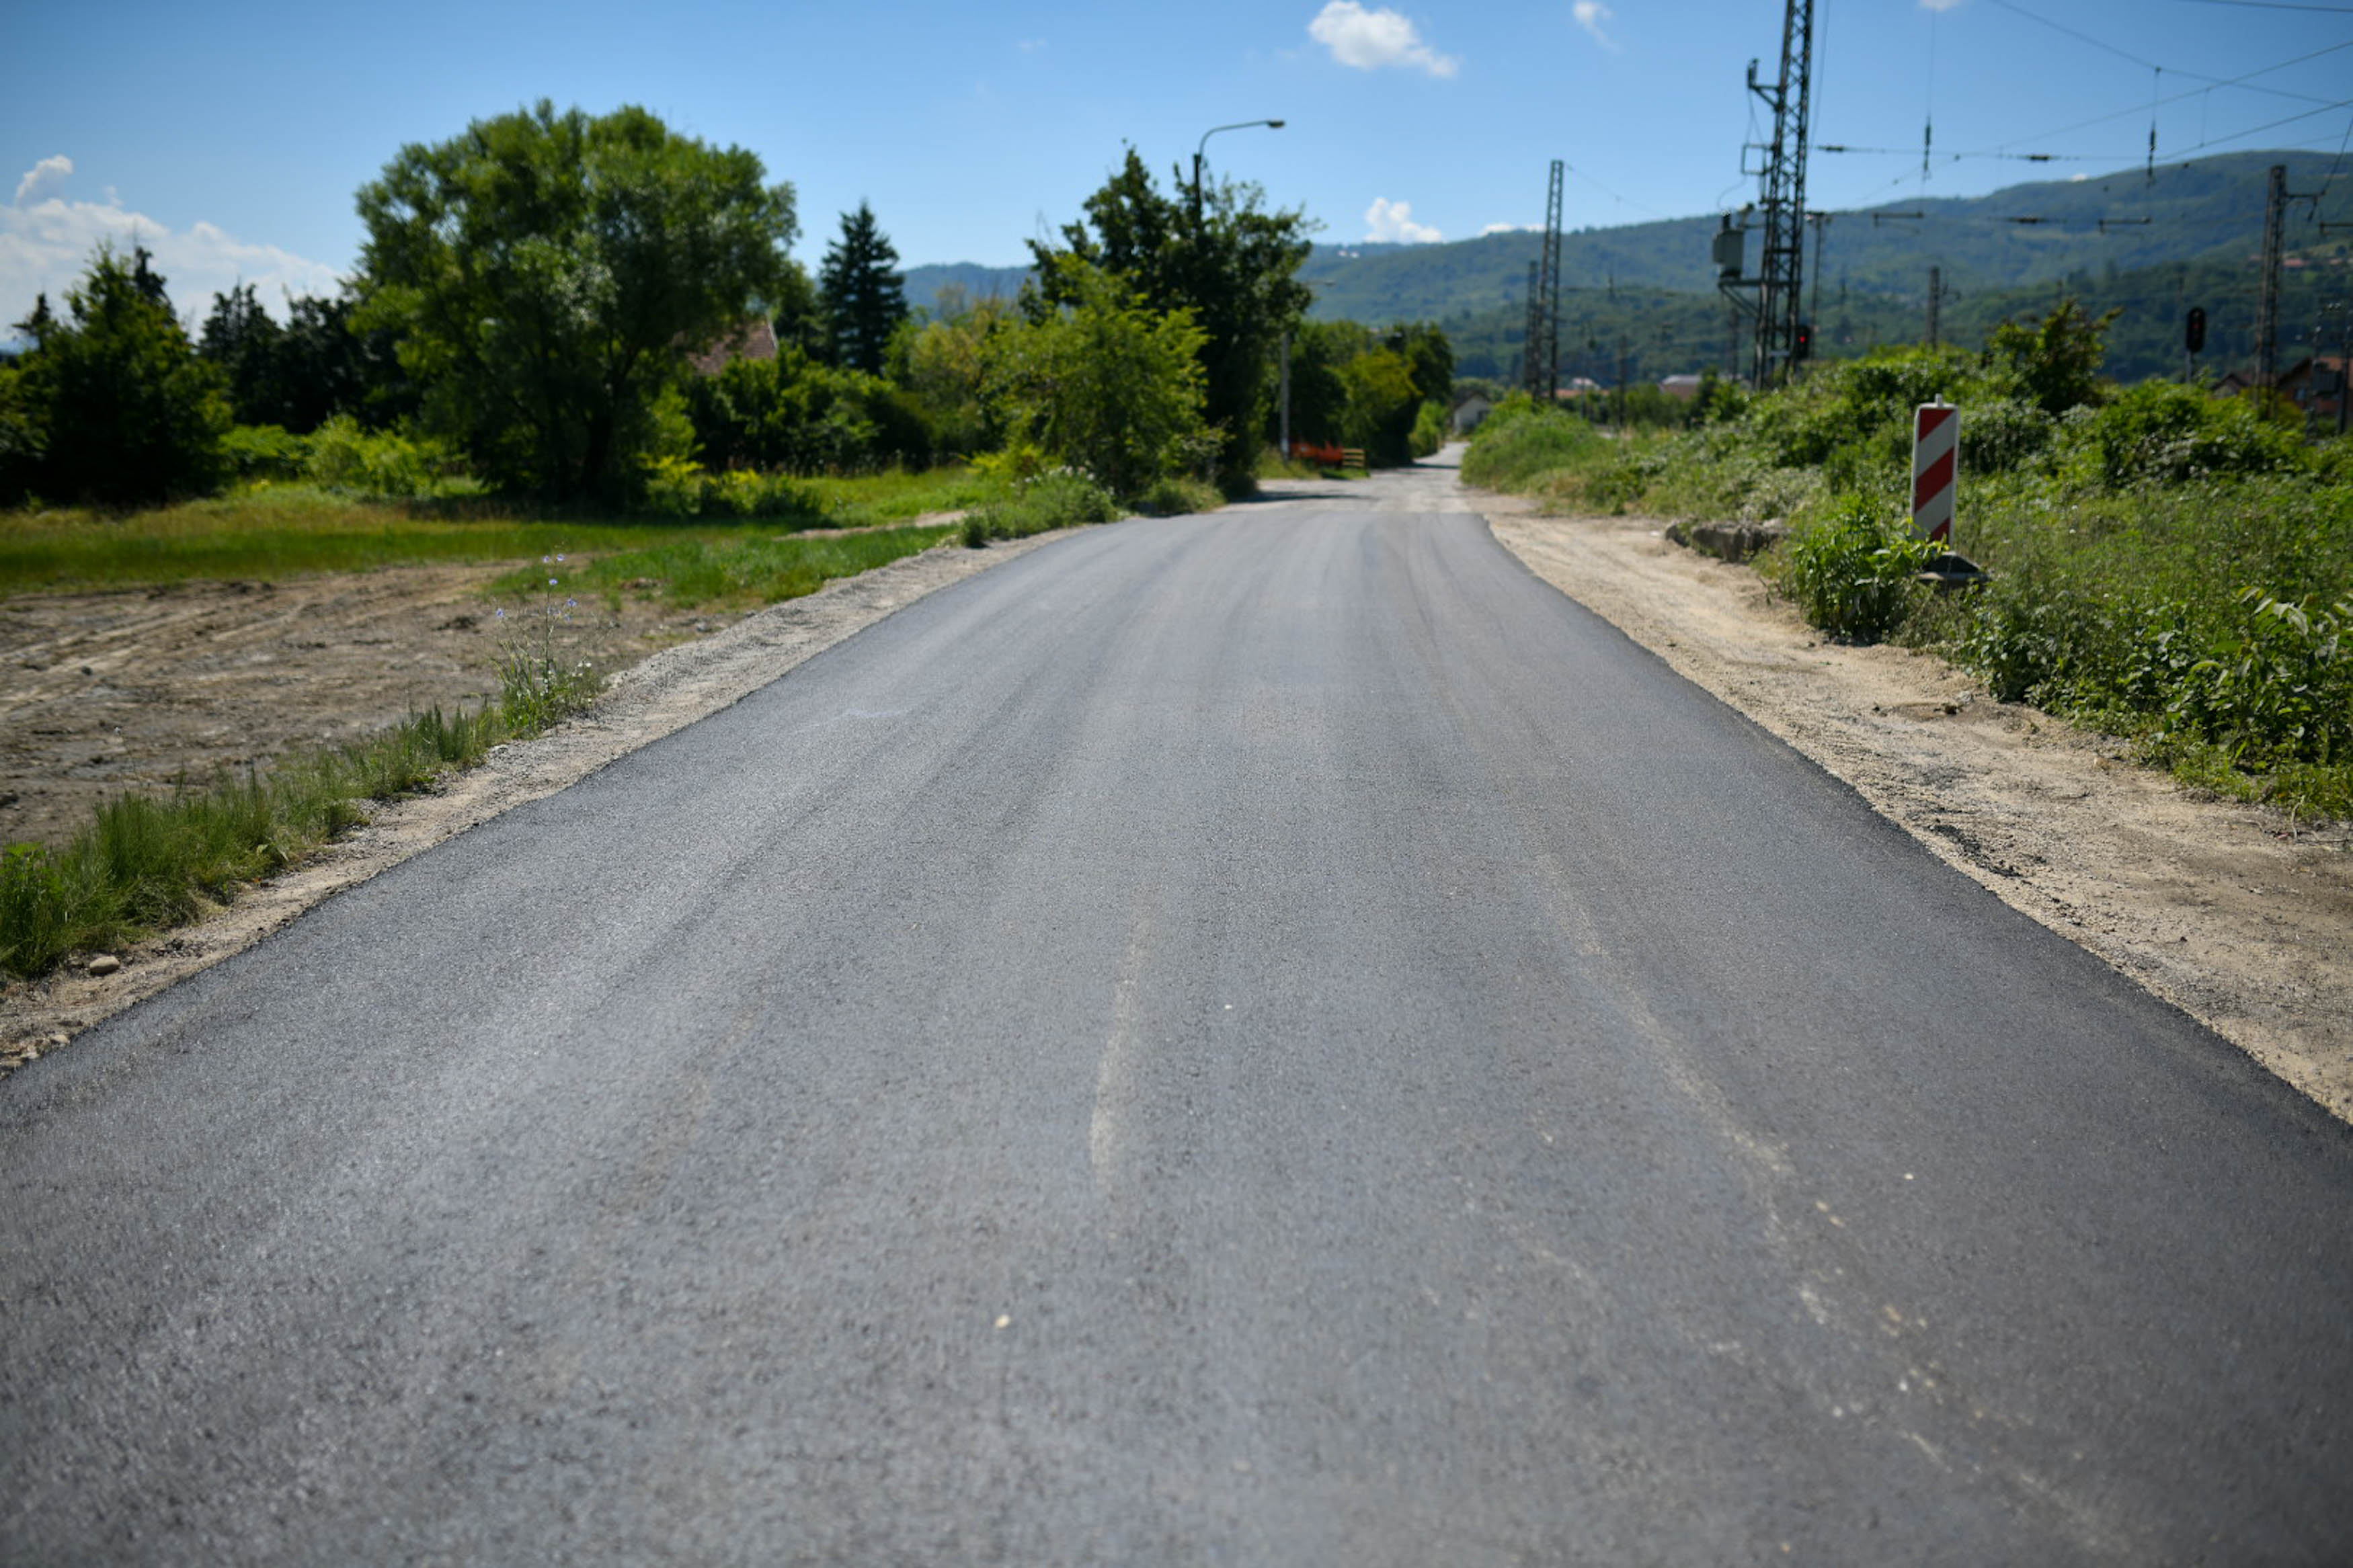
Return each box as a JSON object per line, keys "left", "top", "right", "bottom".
{"left": 1482, "top": 493, "right": 2353, "bottom": 1124}
{"left": 0, "top": 530, "right": 1072, "bottom": 1068}
{"left": 0, "top": 565, "right": 728, "bottom": 850}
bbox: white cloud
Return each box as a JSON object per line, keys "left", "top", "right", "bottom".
{"left": 1919, "top": 0, "right": 1964, "bottom": 10}
{"left": 1365, "top": 197, "right": 1442, "bottom": 244}
{"left": 2, "top": 188, "right": 342, "bottom": 328}
{"left": 1017, "top": 37, "right": 1045, "bottom": 52}
{"left": 14, "top": 155, "right": 73, "bottom": 206}
{"left": 1308, "top": 3, "right": 1458, "bottom": 77}
{"left": 1482, "top": 221, "right": 1537, "bottom": 235}
{"left": 1571, "top": 1, "right": 1618, "bottom": 49}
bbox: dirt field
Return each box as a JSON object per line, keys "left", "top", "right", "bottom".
{"left": 1483, "top": 494, "right": 2353, "bottom": 1124}
{"left": 0, "top": 565, "right": 762, "bottom": 850}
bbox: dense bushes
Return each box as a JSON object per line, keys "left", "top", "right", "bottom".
{"left": 959, "top": 470, "right": 1125, "bottom": 546}
{"left": 681, "top": 349, "right": 932, "bottom": 477}
{"left": 1781, "top": 495, "right": 1937, "bottom": 642}
{"left": 1462, "top": 300, "right": 2353, "bottom": 815}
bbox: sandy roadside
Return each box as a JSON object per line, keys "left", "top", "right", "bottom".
{"left": 1478, "top": 487, "right": 2353, "bottom": 1124}
{"left": 0, "top": 529, "right": 1074, "bottom": 1069}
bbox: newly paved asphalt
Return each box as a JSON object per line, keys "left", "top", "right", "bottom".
{"left": 4, "top": 456, "right": 2350, "bottom": 1564}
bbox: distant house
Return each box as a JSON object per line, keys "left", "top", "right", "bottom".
{"left": 2212, "top": 356, "right": 2347, "bottom": 427}
{"left": 1659, "top": 374, "right": 1708, "bottom": 401}
{"left": 688, "top": 317, "right": 779, "bottom": 377}
{"left": 2279, "top": 354, "right": 2348, "bottom": 427}
{"left": 1451, "top": 393, "right": 1494, "bottom": 434}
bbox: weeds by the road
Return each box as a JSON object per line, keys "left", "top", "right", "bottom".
{"left": 959, "top": 472, "right": 1126, "bottom": 547}
{"left": 1462, "top": 308, "right": 2353, "bottom": 819}
{"left": 0, "top": 698, "right": 528, "bottom": 981}
{"left": 524, "top": 522, "right": 958, "bottom": 610}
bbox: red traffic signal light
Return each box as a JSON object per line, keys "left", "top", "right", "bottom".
{"left": 2186, "top": 307, "right": 2207, "bottom": 356}
{"left": 1792, "top": 322, "right": 1814, "bottom": 362}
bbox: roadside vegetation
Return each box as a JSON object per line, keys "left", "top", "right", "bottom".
{"left": 1464, "top": 302, "right": 2353, "bottom": 820}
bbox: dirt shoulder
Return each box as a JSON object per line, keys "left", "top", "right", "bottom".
{"left": 0, "top": 530, "right": 1072, "bottom": 1066}
{"left": 1480, "top": 489, "right": 2353, "bottom": 1124}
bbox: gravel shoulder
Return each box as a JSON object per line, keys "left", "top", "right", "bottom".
{"left": 1479, "top": 486, "right": 2353, "bottom": 1123}
{"left": 0, "top": 530, "right": 1074, "bottom": 1065}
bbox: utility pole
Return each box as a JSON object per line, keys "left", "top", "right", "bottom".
{"left": 2255, "top": 164, "right": 2324, "bottom": 388}
{"left": 1805, "top": 210, "right": 1831, "bottom": 350}
{"left": 1743, "top": 0, "right": 1815, "bottom": 386}
{"left": 1278, "top": 329, "right": 1291, "bottom": 456}
{"left": 2258, "top": 165, "right": 2288, "bottom": 388}
{"left": 1540, "top": 160, "right": 1566, "bottom": 407}
{"left": 2338, "top": 298, "right": 2351, "bottom": 436}
{"left": 1616, "top": 335, "right": 1630, "bottom": 433}
{"left": 1523, "top": 260, "right": 1546, "bottom": 399}
{"left": 1926, "top": 266, "right": 1944, "bottom": 348}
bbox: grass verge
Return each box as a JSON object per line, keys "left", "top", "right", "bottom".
{"left": 505, "top": 523, "right": 959, "bottom": 612}
{"left": 0, "top": 466, "right": 1004, "bottom": 597}
{"left": 0, "top": 694, "right": 553, "bottom": 982}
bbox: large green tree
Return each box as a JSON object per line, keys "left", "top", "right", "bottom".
{"left": 353, "top": 101, "right": 797, "bottom": 501}
{"left": 987, "top": 257, "right": 1208, "bottom": 499}
{"left": 817, "top": 202, "right": 908, "bottom": 376}
{"left": 10, "top": 244, "right": 230, "bottom": 505}
{"left": 1029, "top": 149, "right": 1314, "bottom": 489}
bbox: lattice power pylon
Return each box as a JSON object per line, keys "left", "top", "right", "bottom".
{"left": 1520, "top": 161, "right": 1566, "bottom": 401}
{"left": 1522, "top": 261, "right": 1545, "bottom": 399}
{"left": 1540, "top": 159, "right": 1564, "bottom": 401}
{"left": 1745, "top": 0, "right": 1815, "bottom": 385}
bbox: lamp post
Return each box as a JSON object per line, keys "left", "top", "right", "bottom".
{"left": 1193, "top": 119, "right": 1283, "bottom": 224}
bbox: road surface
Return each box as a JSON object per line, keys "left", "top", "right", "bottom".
{"left": 5, "top": 456, "right": 2350, "bottom": 1563}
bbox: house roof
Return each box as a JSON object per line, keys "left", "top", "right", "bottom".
{"left": 688, "top": 317, "right": 779, "bottom": 377}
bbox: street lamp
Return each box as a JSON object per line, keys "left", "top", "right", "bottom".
{"left": 1193, "top": 119, "right": 1284, "bottom": 222}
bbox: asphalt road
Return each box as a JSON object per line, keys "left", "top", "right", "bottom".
{"left": 5, "top": 456, "right": 2350, "bottom": 1564}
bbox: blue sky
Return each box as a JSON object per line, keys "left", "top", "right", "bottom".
{"left": 5, "top": 0, "right": 2350, "bottom": 323}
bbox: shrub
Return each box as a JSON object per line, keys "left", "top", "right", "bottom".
{"left": 1135, "top": 475, "right": 1223, "bottom": 516}
{"left": 306, "top": 415, "right": 467, "bottom": 499}
{"left": 220, "top": 423, "right": 311, "bottom": 483}
{"left": 959, "top": 470, "right": 1121, "bottom": 542}
{"left": 1782, "top": 495, "right": 1936, "bottom": 642}
{"left": 1460, "top": 398, "right": 1609, "bottom": 490}
{"left": 2065, "top": 382, "right": 2307, "bottom": 489}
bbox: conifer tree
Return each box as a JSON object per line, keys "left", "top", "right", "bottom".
{"left": 818, "top": 202, "right": 908, "bottom": 376}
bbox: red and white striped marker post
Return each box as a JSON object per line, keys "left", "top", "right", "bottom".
{"left": 1911, "top": 399, "right": 1958, "bottom": 544}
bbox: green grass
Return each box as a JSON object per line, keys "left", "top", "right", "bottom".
{"left": 0, "top": 699, "right": 529, "bottom": 981}
{"left": 508, "top": 523, "right": 959, "bottom": 612}
{"left": 0, "top": 466, "right": 1004, "bottom": 597}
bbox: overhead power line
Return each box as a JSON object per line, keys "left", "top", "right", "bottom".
{"left": 2169, "top": 0, "right": 2353, "bottom": 11}
{"left": 1956, "top": 36, "right": 2353, "bottom": 158}
{"left": 1978, "top": 0, "right": 2343, "bottom": 108}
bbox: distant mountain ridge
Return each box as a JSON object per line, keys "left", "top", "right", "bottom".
{"left": 898, "top": 150, "right": 2350, "bottom": 386}
{"left": 1293, "top": 151, "right": 2351, "bottom": 325}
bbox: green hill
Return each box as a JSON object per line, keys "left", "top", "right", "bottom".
{"left": 1437, "top": 245, "right": 2349, "bottom": 390}
{"left": 1300, "top": 150, "right": 2350, "bottom": 331}
{"left": 901, "top": 151, "right": 2350, "bottom": 386}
